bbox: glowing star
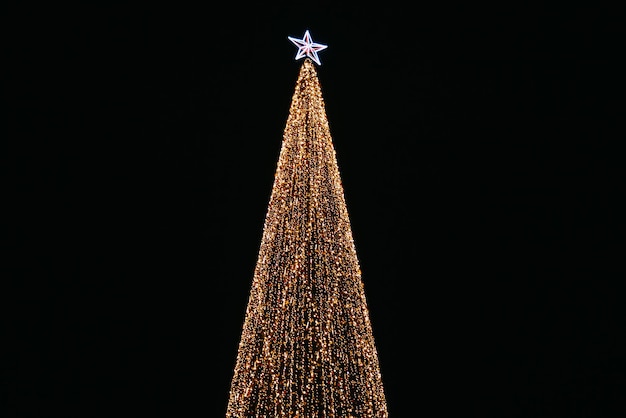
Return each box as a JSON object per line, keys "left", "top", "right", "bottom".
{"left": 288, "top": 30, "right": 328, "bottom": 65}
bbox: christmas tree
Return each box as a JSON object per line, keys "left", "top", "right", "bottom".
{"left": 226, "top": 31, "right": 388, "bottom": 417}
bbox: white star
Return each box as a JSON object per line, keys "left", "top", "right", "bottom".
{"left": 288, "top": 30, "right": 328, "bottom": 65}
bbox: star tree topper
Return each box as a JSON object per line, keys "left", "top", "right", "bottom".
{"left": 288, "top": 30, "right": 328, "bottom": 65}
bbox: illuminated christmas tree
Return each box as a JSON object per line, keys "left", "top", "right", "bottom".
{"left": 226, "top": 31, "right": 388, "bottom": 417}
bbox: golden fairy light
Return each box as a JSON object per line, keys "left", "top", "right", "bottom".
{"left": 226, "top": 57, "right": 388, "bottom": 417}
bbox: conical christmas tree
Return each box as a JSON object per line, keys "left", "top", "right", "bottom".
{"left": 226, "top": 51, "right": 388, "bottom": 417}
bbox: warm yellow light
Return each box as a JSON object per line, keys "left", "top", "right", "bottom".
{"left": 226, "top": 58, "right": 388, "bottom": 417}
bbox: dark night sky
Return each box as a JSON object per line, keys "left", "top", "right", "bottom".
{"left": 8, "top": 3, "right": 624, "bottom": 417}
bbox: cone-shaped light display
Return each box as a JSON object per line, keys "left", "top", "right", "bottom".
{"left": 226, "top": 58, "right": 388, "bottom": 417}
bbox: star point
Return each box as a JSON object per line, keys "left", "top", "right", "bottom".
{"left": 288, "top": 30, "right": 328, "bottom": 65}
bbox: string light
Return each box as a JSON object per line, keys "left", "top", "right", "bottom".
{"left": 226, "top": 58, "right": 388, "bottom": 417}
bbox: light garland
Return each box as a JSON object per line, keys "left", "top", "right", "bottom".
{"left": 226, "top": 58, "right": 388, "bottom": 417}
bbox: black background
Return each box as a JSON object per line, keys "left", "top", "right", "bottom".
{"left": 8, "top": 3, "right": 624, "bottom": 417}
